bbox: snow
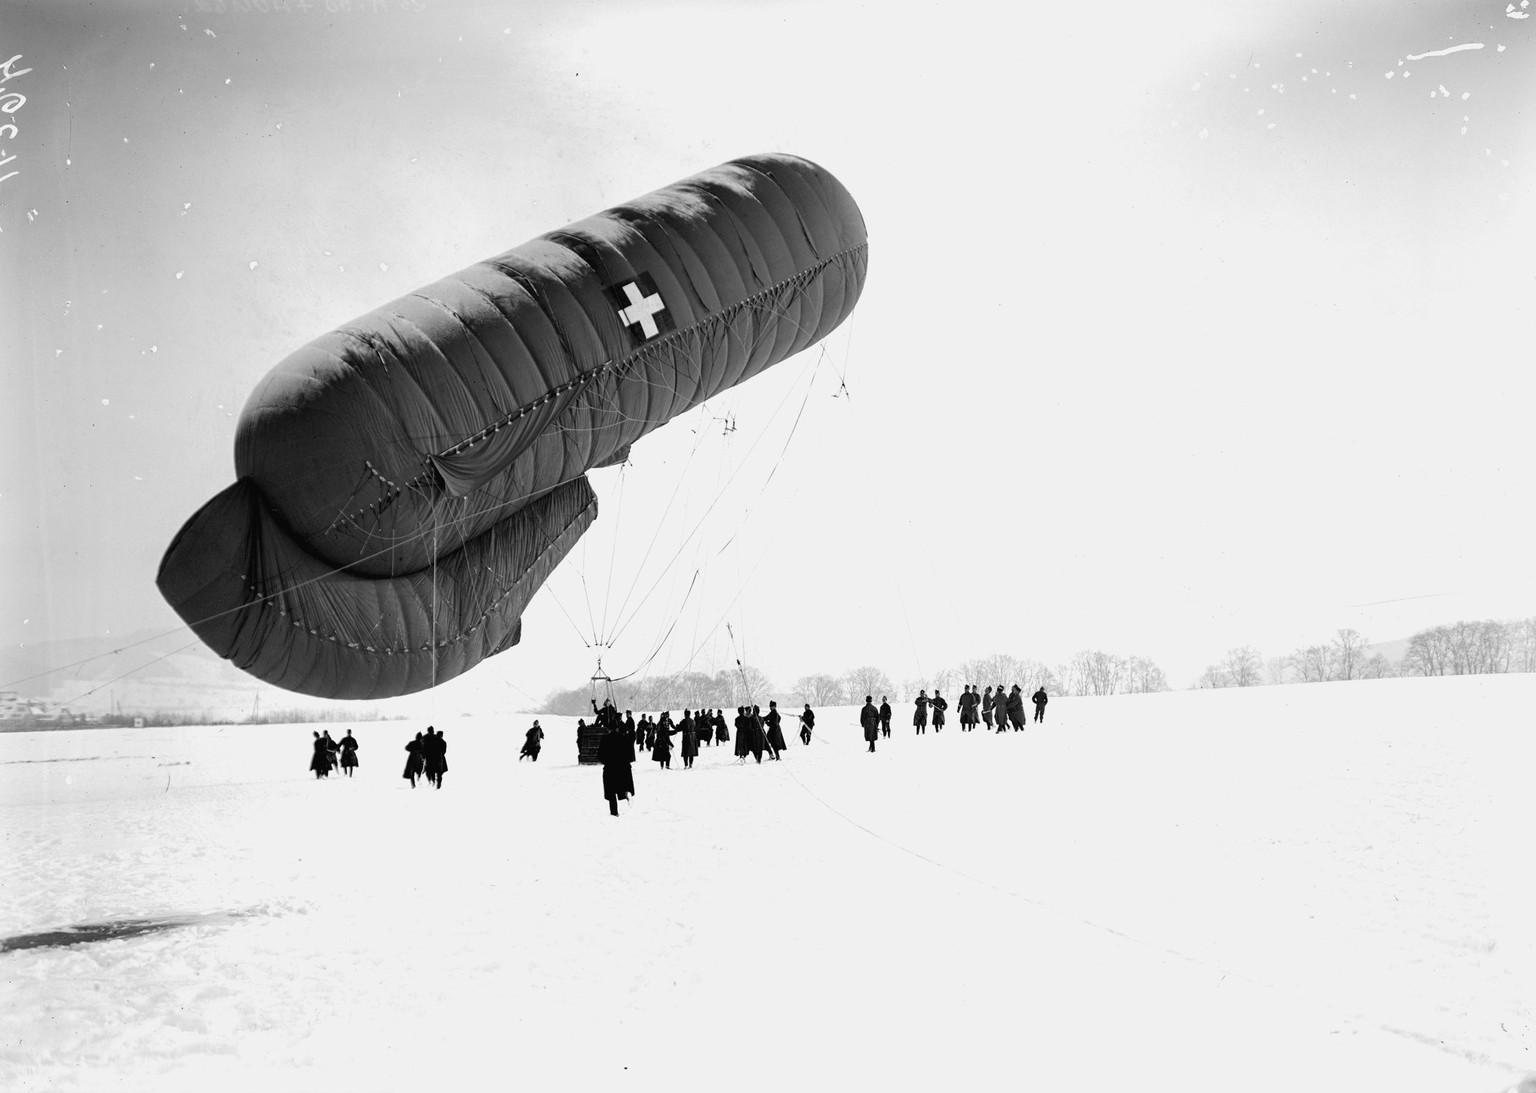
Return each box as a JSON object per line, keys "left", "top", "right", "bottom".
{"left": 2, "top": 676, "right": 1533, "bottom": 1092}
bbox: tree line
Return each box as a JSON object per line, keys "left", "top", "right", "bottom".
{"left": 1199, "top": 617, "right": 1536, "bottom": 688}
{"left": 543, "top": 648, "right": 1172, "bottom": 714}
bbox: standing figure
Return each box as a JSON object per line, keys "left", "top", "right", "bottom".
{"left": 323, "top": 730, "right": 340, "bottom": 773}
{"left": 878, "top": 696, "right": 892, "bottom": 738}
{"left": 309, "top": 731, "right": 330, "bottom": 779}
{"left": 746, "top": 706, "right": 767, "bottom": 764}
{"left": 715, "top": 709, "right": 730, "bottom": 746}
{"left": 402, "top": 732, "right": 425, "bottom": 787}
{"left": 931, "top": 690, "right": 948, "bottom": 732}
{"left": 958, "top": 685, "right": 975, "bottom": 730}
{"left": 597, "top": 719, "right": 636, "bottom": 817}
{"left": 678, "top": 711, "right": 698, "bottom": 770}
{"left": 1007, "top": 685, "right": 1027, "bottom": 732}
{"left": 734, "top": 707, "right": 750, "bottom": 760}
{"left": 520, "top": 720, "right": 545, "bottom": 761}
{"left": 912, "top": 690, "right": 930, "bottom": 734}
{"left": 799, "top": 704, "right": 816, "bottom": 745}
{"left": 981, "top": 685, "right": 994, "bottom": 730}
{"left": 860, "top": 696, "right": 880, "bottom": 753}
{"left": 992, "top": 685, "right": 1009, "bottom": 732}
{"left": 764, "top": 701, "right": 787, "bottom": 760}
{"left": 1032, "top": 687, "right": 1049, "bottom": 723}
{"left": 652, "top": 716, "right": 675, "bottom": 770}
{"left": 339, "top": 730, "right": 360, "bottom": 776}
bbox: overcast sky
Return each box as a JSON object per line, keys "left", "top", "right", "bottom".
{"left": 2, "top": 0, "right": 1533, "bottom": 704}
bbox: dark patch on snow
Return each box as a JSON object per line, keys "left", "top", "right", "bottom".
{"left": 1, "top": 910, "right": 248, "bottom": 952}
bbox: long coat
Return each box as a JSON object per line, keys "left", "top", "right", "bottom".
{"left": 765, "top": 709, "right": 787, "bottom": 754}
{"left": 715, "top": 712, "right": 730, "bottom": 743}
{"left": 309, "top": 737, "right": 330, "bottom": 774}
{"left": 652, "top": 725, "right": 674, "bottom": 762}
{"left": 339, "top": 735, "right": 359, "bottom": 768}
{"left": 1006, "top": 688, "right": 1026, "bottom": 725}
{"left": 860, "top": 702, "right": 880, "bottom": 742}
{"left": 597, "top": 729, "right": 635, "bottom": 801}
{"left": 402, "top": 737, "right": 425, "bottom": 778}
{"left": 678, "top": 719, "right": 698, "bottom": 759}
{"left": 992, "top": 689, "right": 1008, "bottom": 728}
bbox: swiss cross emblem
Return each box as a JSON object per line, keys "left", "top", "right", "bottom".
{"left": 608, "top": 273, "right": 673, "bottom": 345}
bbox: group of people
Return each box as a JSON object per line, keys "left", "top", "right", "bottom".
{"left": 402, "top": 727, "right": 449, "bottom": 788}
{"left": 307, "top": 685, "right": 1047, "bottom": 807}
{"left": 586, "top": 697, "right": 817, "bottom": 816}
{"left": 308, "top": 729, "right": 360, "bottom": 778}
{"left": 857, "top": 685, "right": 1048, "bottom": 751}
{"left": 916, "top": 684, "right": 1049, "bottom": 732}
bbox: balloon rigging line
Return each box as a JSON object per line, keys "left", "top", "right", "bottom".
{"left": 596, "top": 461, "right": 628, "bottom": 647}
{"left": 50, "top": 639, "right": 208, "bottom": 709}
{"left": 594, "top": 405, "right": 715, "bottom": 649}
{"left": 602, "top": 352, "right": 820, "bottom": 652}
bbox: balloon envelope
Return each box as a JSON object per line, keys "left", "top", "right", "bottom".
{"left": 157, "top": 153, "right": 869, "bottom": 699}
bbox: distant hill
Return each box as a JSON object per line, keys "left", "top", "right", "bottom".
{"left": 1, "top": 628, "right": 536, "bottom": 722}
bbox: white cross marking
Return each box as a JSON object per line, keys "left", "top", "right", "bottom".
{"left": 617, "top": 281, "right": 666, "bottom": 339}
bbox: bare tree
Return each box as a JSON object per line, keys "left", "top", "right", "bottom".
{"left": 1402, "top": 627, "right": 1451, "bottom": 676}
{"left": 1067, "top": 650, "right": 1127, "bottom": 696}
{"left": 794, "top": 673, "right": 845, "bottom": 705}
{"left": 1199, "top": 663, "right": 1231, "bottom": 688}
{"left": 1289, "top": 643, "right": 1338, "bottom": 683}
{"left": 1512, "top": 617, "right": 1536, "bottom": 674}
{"left": 1359, "top": 653, "right": 1395, "bottom": 679}
{"left": 1123, "top": 656, "right": 1169, "bottom": 693}
{"left": 714, "top": 665, "right": 773, "bottom": 706}
{"left": 1332, "top": 629, "right": 1368, "bottom": 681}
{"left": 842, "top": 665, "right": 895, "bottom": 703}
{"left": 1224, "top": 646, "right": 1263, "bottom": 687}
{"left": 1264, "top": 655, "right": 1290, "bottom": 685}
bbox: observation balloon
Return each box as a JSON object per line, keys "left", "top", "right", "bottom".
{"left": 157, "top": 153, "right": 868, "bottom": 699}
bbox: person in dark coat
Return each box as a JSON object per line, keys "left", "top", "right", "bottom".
{"left": 931, "top": 690, "right": 948, "bottom": 731}
{"left": 419, "top": 727, "right": 443, "bottom": 788}
{"left": 912, "top": 690, "right": 930, "bottom": 734}
{"left": 597, "top": 720, "right": 635, "bottom": 817}
{"left": 860, "top": 696, "right": 880, "bottom": 752}
{"left": 958, "top": 685, "right": 975, "bottom": 730}
{"left": 625, "top": 710, "right": 637, "bottom": 745}
{"left": 715, "top": 709, "right": 729, "bottom": 745}
{"left": 991, "top": 685, "right": 1008, "bottom": 732}
{"left": 1032, "top": 687, "right": 1049, "bottom": 723}
{"left": 425, "top": 727, "right": 448, "bottom": 787}
{"left": 402, "top": 732, "right": 425, "bottom": 787}
{"left": 798, "top": 704, "right": 815, "bottom": 745}
{"left": 322, "top": 730, "right": 340, "bottom": 773}
{"left": 878, "top": 697, "right": 892, "bottom": 738}
{"left": 678, "top": 711, "right": 698, "bottom": 769}
{"left": 981, "top": 685, "right": 994, "bottom": 730}
{"left": 309, "top": 731, "right": 330, "bottom": 779}
{"left": 520, "top": 720, "right": 545, "bottom": 761}
{"left": 733, "top": 707, "right": 750, "bottom": 759}
{"left": 1006, "top": 685, "right": 1027, "bottom": 732}
{"left": 651, "top": 716, "right": 675, "bottom": 770}
{"left": 338, "top": 731, "right": 360, "bottom": 775}
{"left": 745, "top": 706, "right": 766, "bottom": 763}
{"left": 764, "top": 701, "right": 787, "bottom": 759}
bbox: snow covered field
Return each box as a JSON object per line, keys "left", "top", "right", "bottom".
{"left": 2, "top": 675, "right": 1533, "bottom": 1092}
